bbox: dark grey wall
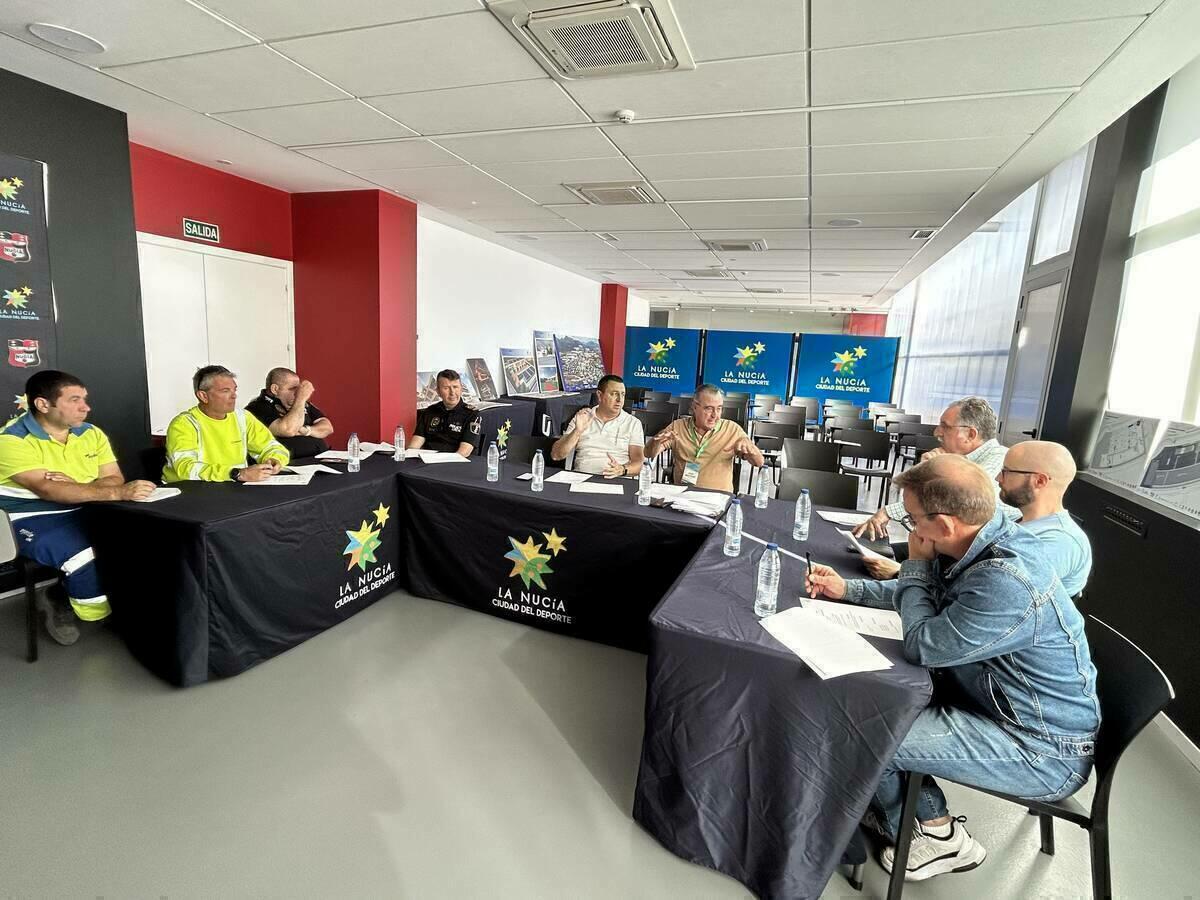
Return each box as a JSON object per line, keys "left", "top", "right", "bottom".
{"left": 0, "top": 66, "right": 148, "bottom": 467}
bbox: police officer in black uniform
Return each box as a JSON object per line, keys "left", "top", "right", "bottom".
{"left": 410, "top": 369, "right": 483, "bottom": 457}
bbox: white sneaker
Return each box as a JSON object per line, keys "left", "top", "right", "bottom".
{"left": 881, "top": 816, "right": 986, "bottom": 881}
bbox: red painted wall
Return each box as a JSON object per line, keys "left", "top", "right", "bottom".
{"left": 292, "top": 191, "right": 417, "bottom": 445}
{"left": 846, "top": 313, "right": 887, "bottom": 336}
{"left": 598, "top": 283, "right": 628, "bottom": 374}
{"left": 128, "top": 143, "right": 293, "bottom": 259}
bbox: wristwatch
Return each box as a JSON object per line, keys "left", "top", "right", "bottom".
{"left": 621, "top": 465, "right": 628, "bottom": 477}
{"left": 230, "top": 468, "right": 244, "bottom": 482}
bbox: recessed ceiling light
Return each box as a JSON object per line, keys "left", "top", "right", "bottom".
{"left": 27, "top": 23, "right": 106, "bottom": 54}
{"left": 827, "top": 218, "right": 861, "bottom": 228}
{"left": 819, "top": 272, "right": 840, "bottom": 277}
{"left": 216, "top": 159, "right": 234, "bottom": 166}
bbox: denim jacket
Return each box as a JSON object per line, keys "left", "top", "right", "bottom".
{"left": 845, "top": 511, "right": 1100, "bottom": 747}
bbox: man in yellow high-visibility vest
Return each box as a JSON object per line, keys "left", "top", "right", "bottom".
{"left": 163, "top": 365, "right": 289, "bottom": 484}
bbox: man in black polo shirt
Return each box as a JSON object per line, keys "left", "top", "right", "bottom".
{"left": 245, "top": 367, "right": 335, "bottom": 459}
{"left": 410, "top": 369, "right": 482, "bottom": 457}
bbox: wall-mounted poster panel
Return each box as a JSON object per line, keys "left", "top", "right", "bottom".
{"left": 0, "top": 152, "right": 56, "bottom": 420}
{"left": 622, "top": 326, "right": 701, "bottom": 392}
{"left": 793, "top": 333, "right": 899, "bottom": 410}
{"left": 553, "top": 334, "right": 605, "bottom": 392}
{"left": 701, "top": 330, "right": 793, "bottom": 397}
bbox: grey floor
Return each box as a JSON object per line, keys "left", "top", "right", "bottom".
{"left": 3, "top": 590, "right": 1199, "bottom": 899}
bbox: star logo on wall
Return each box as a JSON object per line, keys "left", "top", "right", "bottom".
{"left": 734, "top": 344, "right": 762, "bottom": 367}
{"left": 831, "top": 349, "right": 861, "bottom": 375}
{"left": 647, "top": 340, "right": 669, "bottom": 362}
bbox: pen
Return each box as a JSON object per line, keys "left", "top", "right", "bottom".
{"left": 806, "top": 552, "right": 813, "bottom": 597}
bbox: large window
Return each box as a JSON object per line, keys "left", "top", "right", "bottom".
{"left": 1107, "top": 53, "right": 1200, "bottom": 424}
{"left": 886, "top": 187, "right": 1037, "bottom": 423}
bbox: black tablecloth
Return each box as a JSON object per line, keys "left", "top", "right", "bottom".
{"left": 473, "top": 402, "right": 535, "bottom": 457}
{"left": 634, "top": 500, "right": 933, "bottom": 899}
{"left": 397, "top": 459, "right": 713, "bottom": 651}
{"left": 89, "top": 456, "right": 404, "bottom": 686}
{"left": 501, "top": 392, "right": 593, "bottom": 437}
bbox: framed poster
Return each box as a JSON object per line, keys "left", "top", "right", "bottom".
{"left": 466, "top": 357, "right": 498, "bottom": 400}
{"left": 553, "top": 334, "right": 605, "bottom": 392}
{"left": 622, "top": 326, "right": 701, "bottom": 392}
{"left": 499, "top": 348, "right": 538, "bottom": 394}
{"left": 532, "top": 330, "right": 562, "bottom": 391}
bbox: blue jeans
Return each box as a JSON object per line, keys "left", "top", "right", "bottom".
{"left": 873, "top": 705, "right": 1094, "bottom": 839}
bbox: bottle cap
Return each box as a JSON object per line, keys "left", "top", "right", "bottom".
{"left": 766, "top": 542, "right": 778, "bottom": 550}
{"left": 800, "top": 488, "right": 810, "bottom": 495}
{"left": 730, "top": 497, "right": 741, "bottom": 504}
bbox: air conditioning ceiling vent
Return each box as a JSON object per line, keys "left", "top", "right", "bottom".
{"left": 565, "top": 180, "right": 660, "bottom": 204}
{"left": 486, "top": 0, "right": 695, "bottom": 80}
{"left": 703, "top": 238, "right": 768, "bottom": 253}
{"left": 683, "top": 268, "right": 733, "bottom": 279}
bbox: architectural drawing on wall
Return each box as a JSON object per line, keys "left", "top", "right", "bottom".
{"left": 467, "top": 357, "right": 498, "bottom": 400}
{"left": 499, "top": 347, "right": 538, "bottom": 395}
{"left": 1140, "top": 422, "right": 1200, "bottom": 519}
{"left": 416, "top": 370, "right": 438, "bottom": 409}
{"left": 1089, "top": 412, "right": 1163, "bottom": 487}
{"left": 533, "top": 330, "right": 562, "bottom": 391}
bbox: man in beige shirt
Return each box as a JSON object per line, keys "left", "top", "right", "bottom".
{"left": 644, "top": 383, "right": 763, "bottom": 492}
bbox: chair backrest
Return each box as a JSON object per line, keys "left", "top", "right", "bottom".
{"left": 824, "top": 404, "right": 863, "bottom": 421}
{"left": 644, "top": 390, "right": 672, "bottom": 402}
{"left": 835, "top": 427, "right": 891, "bottom": 462}
{"left": 724, "top": 391, "right": 750, "bottom": 400}
{"left": 778, "top": 468, "right": 860, "bottom": 508}
{"left": 756, "top": 436, "right": 784, "bottom": 453}
{"left": 791, "top": 396, "right": 818, "bottom": 409}
{"left": 625, "top": 386, "right": 647, "bottom": 406}
{"left": 643, "top": 400, "right": 677, "bottom": 414}
{"left": 868, "top": 402, "right": 899, "bottom": 411}
{"left": 139, "top": 445, "right": 168, "bottom": 481}
{"left": 898, "top": 434, "right": 941, "bottom": 454}
{"left": 720, "top": 404, "right": 747, "bottom": 429}
{"left": 887, "top": 421, "right": 936, "bottom": 438}
{"left": 751, "top": 395, "right": 781, "bottom": 417}
{"left": 826, "top": 415, "right": 864, "bottom": 432}
{"left": 506, "top": 435, "right": 565, "bottom": 469}
{"left": 1086, "top": 616, "right": 1174, "bottom": 813}
{"left": 753, "top": 421, "right": 801, "bottom": 442}
{"left": 781, "top": 438, "right": 841, "bottom": 472}
{"left": 632, "top": 409, "right": 675, "bottom": 440}
{"left": 768, "top": 407, "right": 808, "bottom": 426}
{"left": 0, "top": 509, "right": 18, "bottom": 565}
{"left": 883, "top": 413, "right": 922, "bottom": 425}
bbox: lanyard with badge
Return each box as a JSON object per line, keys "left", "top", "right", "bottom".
{"left": 682, "top": 418, "right": 722, "bottom": 485}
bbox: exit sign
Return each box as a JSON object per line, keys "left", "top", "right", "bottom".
{"left": 183, "top": 218, "right": 220, "bottom": 243}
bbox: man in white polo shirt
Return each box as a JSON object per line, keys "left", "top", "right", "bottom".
{"left": 551, "top": 374, "right": 646, "bottom": 478}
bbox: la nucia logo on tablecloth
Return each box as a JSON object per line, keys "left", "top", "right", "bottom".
{"left": 496, "top": 417, "right": 513, "bottom": 448}
{"left": 0, "top": 176, "right": 30, "bottom": 216}
{"left": 493, "top": 528, "right": 573, "bottom": 625}
{"left": 336, "top": 502, "right": 395, "bottom": 609}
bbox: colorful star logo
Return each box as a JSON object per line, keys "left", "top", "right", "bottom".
{"left": 542, "top": 528, "right": 567, "bottom": 556}
{"left": 503, "top": 533, "right": 560, "bottom": 589}
{"left": 14, "top": 393, "right": 27, "bottom": 412}
{"left": 734, "top": 344, "right": 762, "bottom": 367}
{"left": 854, "top": 345, "right": 867, "bottom": 359}
{"left": 372, "top": 503, "right": 391, "bottom": 527}
{"left": 342, "top": 501, "right": 389, "bottom": 571}
{"left": 0, "top": 177, "right": 22, "bottom": 201}
{"left": 497, "top": 418, "right": 512, "bottom": 448}
{"left": 647, "top": 340, "right": 669, "bottom": 362}
{"left": 831, "top": 349, "right": 857, "bottom": 374}
{"left": 3, "top": 286, "right": 32, "bottom": 308}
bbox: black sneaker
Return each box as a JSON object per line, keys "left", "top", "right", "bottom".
{"left": 36, "top": 589, "right": 79, "bottom": 646}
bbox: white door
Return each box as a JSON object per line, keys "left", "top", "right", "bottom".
{"left": 138, "top": 242, "right": 210, "bottom": 434}
{"left": 201, "top": 254, "right": 294, "bottom": 405}
{"left": 998, "top": 274, "right": 1067, "bottom": 446}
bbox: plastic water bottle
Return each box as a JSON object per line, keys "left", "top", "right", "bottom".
{"left": 723, "top": 498, "right": 743, "bottom": 556}
{"left": 754, "top": 465, "right": 770, "bottom": 508}
{"left": 754, "top": 543, "right": 781, "bottom": 617}
{"left": 487, "top": 441, "right": 500, "bottom": 482}
{"left": 347, "top": 432, "right": 361, "bottom": 473}
{"left": 638, "top": 459, "right": 653, "bottom": 505}
{"left": 393, "top": 425, "right": 405, "bottom": 461}
{"left": 793, "top": 488, "right": 811, "bottom": 541}
{"left": 531, "top": 449, "right": 545, "bottom": 492}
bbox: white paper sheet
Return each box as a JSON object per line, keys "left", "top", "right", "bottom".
{"left": 132, "top": 487, "right": 181, "bottom": 503}
{"left": 759, "top": 607, "right": 894, "bottom": 679}
{"left": 316, "top": 442, "right": 394, "bottom": 462}
{"left": 668, "top": 490, "right": 730, "bottom": 517}
{"left": 420, "top": 451, "right": 470, "bottom": 464}
{"left": 800, "top": 598, "right": 903, "bottom": 641}
{"left": 646, "top": 483, "right": 688, "bottom": 499}
{"left": 546, "top": 470, "right": 593, "bottom": 484}
{"left": 817, "top": 510, "right": 871, "bottom": 527}
{"left": 243, "top": 473, "right": 313, "bottom": 486}
{"left": 516, "top": 472, "right": 534, "bottom": 481}
{"left": 837, "top": 528, "right": 890, "bottom": 562}
{"left": 569, "top": 481, "right": 624, "bottom": 495}
{"left": 288, "top": 464, "right": 342, "bottom": 477}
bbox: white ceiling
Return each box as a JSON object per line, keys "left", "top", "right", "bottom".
{"left": 1, "top": 0, "right": 1198, "bottom": 312}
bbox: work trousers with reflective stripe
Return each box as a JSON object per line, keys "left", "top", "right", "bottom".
{"left": 13, "top": 510, "right": 109, "bottom": 621}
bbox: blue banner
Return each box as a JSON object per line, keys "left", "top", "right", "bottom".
{"left": 701, "top": 330, "right": 794, "bottom": 397}
{"left": 793, "top": 333, "right": 899, "bottom": 408}
{"left": 622, "top": 326, "right": 702, "bottom": 392}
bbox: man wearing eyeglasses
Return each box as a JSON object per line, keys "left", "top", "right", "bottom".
{"left": 854, "top": 396, "right": 1009, "bottom": 541}
{"left": 997, "top": 441, "right": 1092, "bottom": 596}
{"left": 644, "top": 383, "right": 763, "bottom": 492}
{"left": 806, "top": 455, "right": 1099, "bottom": 882}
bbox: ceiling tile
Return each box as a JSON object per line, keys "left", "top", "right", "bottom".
{"left": 546, "top": 204, "right": 690, "bottom": 231}
{"left": 487, "top": 220, "right": 583, "bottom": 232}
{"left": 812, "top": 136, "right": 1026, "bottom": 174}
{"left": 654, "top": 175, "right": 809, "bottom": 202}
{"left": 811, "top": 249, "right": 916, "bottom": 264}
{"left": 203, "top": 0, "right": 481, "bottom": 40}
{"left": 810, "top": 193, "right": 968, "bottom": 214}
{"left": 810, "top": 0, "right": 1154, "bottom": 49}
{"left": 810, "top": 211, "right": 951, "bottom": 228}
{"left": 810, "top": 19, "right": 1142, "bottom": 105}
{"left": 625, "top": 250, "right": 722, "bottom": 266}
{"left": 672, "top": 199, "right": 809, "bottom": 229}
{"left": 716, "top": 249, "right": 810, "bottom": 266}
{"left": 507, "top": 232, "right": 613, "bottom": 244}
{"left": 810, "top": 168, "right": 993, "bottom": 197}
{"left": 366, "top": 80, "right": 589, "bottom": 135}
{"left": 429, "top": 198, "right": 567, "bottom": 219}
{"left": 810, "top": 94, "right": 1070, "bottom": 145}
{"left": 677, "top": 280, "right": 747, "bottom": 292}
{"left": 0, "top": 0, "right": 254, "bottom": 66}
{"left": 300, "top": 139, "right": 460, "bottom": 169}
{"left": 740, "top": 275, "right": 811, "bottom": 285}
{"left": 103, "top": 45, "right": 348, "bottom": 112}
{"left": 274, "top": 12, "right": 546, "bottom": 96}
{"left": 510, "top": 185, "right": 587, "bottom": 204}
{"left": 604, "top": 233, "right": 709, "bottom": 249}
{"left": 215, "top": 99, "right": 415, "bottom": 146}
{"left": 810, "top": 228, "right": 928, "bottom": 249}
{"left": 672, "top": 0, "right": 808, "bottom": 61}
{"left": 632, "top": 148, "right": 807, "bottom": 180}
{"left": 479, "top": 157, "right": 641, "bottom": 186}
{"left": 564, "top": 54, "right": 806, "bottom": 119}
{"left": 604, "top": 113, "right": 807, "bottom": 156}
{"left": 699, "top": 229, "right": 811, "bottom": 249}
{"left": 438, "top": 128, "right": 617, "bottom": 163}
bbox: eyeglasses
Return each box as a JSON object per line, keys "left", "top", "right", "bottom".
{"left": 935, "top": 422, "right": 972, "bottom": 430}
{"left": 999, "top": 468, "right": 1049, "bottom": 479}
{"left": 897, "top": 512, "right": 936, "bottom": 532}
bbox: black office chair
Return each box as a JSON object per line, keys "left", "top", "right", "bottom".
{"left": 139, "top": 445, "right": 168, "bottom": 482}
{"left": 644, "top": 390, "right": 672, "bottom": 402}
{"left": 777, "top": 468, "right": 860, "bottom": 508}
{"left": 882, "top": 413, "right": 921, "bottom": 429}
{"left": 824, "top": 403, "right": 863, "bottom": 420}
{"left": 625, "top": 387, "right": 647, "bottom": 407}
{"left": 750, "top": 395, "right": 781, "bottom": 419}
{"left": 721, "top": 404, "right": 747, "bottom": 430}
{"left": 633, "top": 409, "right": 675, "bottom": 440}
{"left": 768, "top": 407, "right": 808, "bottom": 426}
{"left": 752, "top": 421, "right": 801, "bottom": 443}
{"left": 725, "top": 391, "right": 750, "bottom": 401}
{"left": 506, "top": 435, "right": 565, "bottom": 469}
{"left": 883, "top": 617, "right": 1175, "bottom": 900}
{"left": 837, "top": 429, "right": 894, "bottom": 506}
{"left": 825, "top": 415, "right": 865, "bottom": 440}
{"left": 643, "top": 400, "right": 677, "bottom": 414}
{"left": 893, "top": 434, "right": 941, "bottom": 473}
{"left": 1, "top": 510, "right": 40, "bottom": 663}
{"left": 781, "top": 438, "right": 841, "bottom": 473}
